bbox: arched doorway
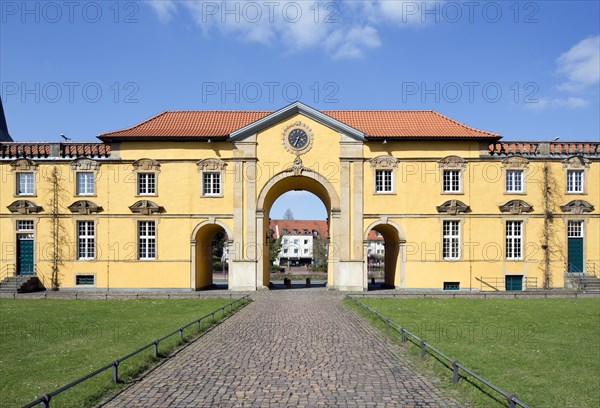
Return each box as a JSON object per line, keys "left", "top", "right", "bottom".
{"left": 364, "top": 221, "right": 405, "bottom": 289}
{"left": 256, "top": 170, "right": 341, "bottom": 289}
{"left": 191, "top": 221, "right": 232, "bottom": 290}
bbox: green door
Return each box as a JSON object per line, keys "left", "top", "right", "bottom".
{"left": 505, "top": 275, "right": 523, "bottom": 291}
{"left": 568, "top": 238, "right": 584, "bottom": 273}
{"left": 17, "top": 235, "right": 34, "bottom": 276}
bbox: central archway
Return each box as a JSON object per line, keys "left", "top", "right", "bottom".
{"left": 256, "top": 169, "right": 341, "bottom": 289}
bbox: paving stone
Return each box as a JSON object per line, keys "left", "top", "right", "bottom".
{"left": 101, "top": 289, "right": 462, "bottom": 407}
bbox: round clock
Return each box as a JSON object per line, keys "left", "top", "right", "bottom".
{"left": 282, "top": 121, "right": 313, "bottom": 155}
{"left": 288, "top": 128, "right": 308, "bottom": 149}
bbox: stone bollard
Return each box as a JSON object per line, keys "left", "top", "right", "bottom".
{"left": 284, "top": 278, "right": 291, "bottom": 288}
{"left": 371, "top": 277, "right": 376, "bottom": 285}
{"left": 306, "top": 278, "right": 311, "bottom": 288}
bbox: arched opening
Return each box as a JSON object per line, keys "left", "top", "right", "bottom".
{"left": 268, "top": 191, "right": 328, "bottom": 288}
{"left": 192, "top": 222, "right": 230, "bottom": 290}
{"left": 365, "top": 222, "right": 404, "bottom": 290}
{"left": 257, "top": 172, "right": 340, "bottom": 289}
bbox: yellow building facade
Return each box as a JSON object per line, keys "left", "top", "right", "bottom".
{"left": 1, "top": 102, "right": 598, "bottom": 291}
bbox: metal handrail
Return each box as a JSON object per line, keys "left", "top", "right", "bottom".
{"left": 22, "top": 294, "right": 251, "bottom": 408}
{"left": 346, "top": 295, "right": 529, "bottom": 408}
{"left": 478, "top": 277, "right": 538, "bottom": 291}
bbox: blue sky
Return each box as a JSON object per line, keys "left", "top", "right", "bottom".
{"left": 1, "top": 1, "right": 599, "bottom": 218}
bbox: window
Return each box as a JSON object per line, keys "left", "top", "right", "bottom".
{"left": 304, "top": 248, "right": 309, "bottom": 254}
{"left": 283, "top": 229, "right": 289, "bottom": 234}
{"left": 443, "top": 170, "right": 461, "bottom": 193}
{"left": 283, "top": 248, "right": 288, "bottom": 255}
{"left": 442, "top": 220, "right": 460, "bottom": 260}
{"left": 443, "top": 282, "right": 460, "bottom": 291}
{"left": 76, "top": 172, "right": 95, "bottom": 195}
{"left": 138, "top": 221, "right": 156, "bottom": 260}
{"left": 16, "top": 220, "right": 34, "bottom": 231}
{"left": 77, "top": 221, "right": 95, "bottom": 260}
{"left": 303, "top": 239, "right": 308, "bottom": 245}
{"left": 293, "top": 229, "right": 298, "bottom": 234}
{"left": 203, "top": 172, "right": 221, "bottom": 196}
{"left": 137, "top": 173, "right": 156, "bottom": 195}
{"left": 294, "top": 248, "right": 298, "bottom": 254}
{"left": 375, "top": 169, "right": 393, "bottom": 193}
{"left": 506, "top": 221, "right": 523, "bottom": 260}
{"left": 567, "top": 220, "right": 583, "bottom": 238}
{"left": 16, "top": 172, "right": 34, "bottom": 195}
{"left": 283, "top": 238, "right": 288, "bottom": 244}
{"left": 303, "top": 229, "right": 308, "bottom": 235}
{"left": 75, "top": 275, "right": 95, "bottom": 286}
{"left": 505, "top": 170, "right": 523, "bottom": 193}
{"left": 567, "top": 170, "right": 583, "bottom": 193}
{"left": 312, "top": 229, "right": 318, "bottom": 236}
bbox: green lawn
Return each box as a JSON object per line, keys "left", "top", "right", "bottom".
{"left": 350, "top": 297, "right": 600, "bottom": 408}
{"left": 0, "top": 297, "right": 242, "bottom": 407}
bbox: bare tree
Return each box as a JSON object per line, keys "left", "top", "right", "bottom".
{"left": 283, "top": 208, "right": 294, "bottom": 220}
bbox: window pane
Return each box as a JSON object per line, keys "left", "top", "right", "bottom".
{"left": 17, "top": 173, "right": 34, "bottom": 195}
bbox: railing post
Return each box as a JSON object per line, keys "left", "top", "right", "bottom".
{"left": 42, "top": 394, "right": 51, "bottom": 408}
{"left": 179, "top": 328, "right": 184, "bottom": 342}
{"left": 153, "top": 340, "right": 159, "bottom": 358}
{"left": 112, "top": 361, "right": 119, "bottom": 384}
{"left": 421, "top": 340, "right": 426, "bottom": 359}
{"left": 452, "top": 361, "right": 459, "bottom": 384}
{"left": 506, "top": 394, "right": 516, "bottom": 408}
{"left": 197, "top": 319, "right": 201, "bottom": 331}
{"left": 401, "top": 328, "right": 407, "bottom": 343}
{"left": 385, "top": 319, "right": 390, "bottom": 332}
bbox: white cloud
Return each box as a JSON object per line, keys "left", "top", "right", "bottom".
{"left": 525, "top": 97, "right": 589, "bottom": 111}
{"left": 147, "top": 0, "right": 177, "bottom": 23}
{"left": 557, "top": 35, "right": 600, "bottom": 92}
{"left": 146, "top": 1, "right": 437, "bottom": 59}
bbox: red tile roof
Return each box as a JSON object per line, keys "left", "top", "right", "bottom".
{"left": 99, "top": 110, "right": 499, "bottom": 140}
{"left": 269, "top": 220, "right": 329, "bottom": 239}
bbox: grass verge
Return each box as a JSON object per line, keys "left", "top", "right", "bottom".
{"left": 346, "top": 297, "right": 600, "bottom": 408}
{"left": 0, "top": 297, "right": 248, "bottom": 407}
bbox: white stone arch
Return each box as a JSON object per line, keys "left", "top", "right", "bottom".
{"left": 190, "top": 219, "right": 233, "bottom": 290}
{"left": 255, "top": 168, "right": 342, "bottom": 289}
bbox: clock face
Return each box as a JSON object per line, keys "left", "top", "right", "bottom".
{"left": 288, "top": 128, "right": 308, "bottom": 150}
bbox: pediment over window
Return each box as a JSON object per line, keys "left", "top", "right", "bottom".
{"left": 502, "top": 156, "right": 529, "bottom": 169}
{"left": 438, "top": 155, "right": 466, "bottom": 169}
{"left": 370, "top": 155, "right": 398, "bottom": 168}
{"left": 197, "top": 158, "right": 227, "bottom": 171}
{"left": 499, "top": 199, "right": 533, "bottom": 214}
{"left": 560, "top": 200, "right": 594, "bottom": 214}
{"left": 10, "top": 159, "right": 38, "bottom": 171}
{"left": 68, "top": 200, "right": 103, "bottom": 214}
{"left": 129, "top": 200, "right": 163, "bottom": 215}
{"left": 436, "top": 200, "right": 470, "bottom": 215}
{"left": 7, "top": 200, "right": 43, "bottom": 214}
{"left": 132, "top": 158, "right": 160, "bottom": 171}
{"left": 70, "top": 158, "right": 99, "bottom": 171}
{"left": 562, "top": 155, "right": 590, "bottom": 169}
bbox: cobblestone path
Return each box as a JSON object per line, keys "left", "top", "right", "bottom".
{"left": 102, "top": 289, "right": 461, "bottom": 407}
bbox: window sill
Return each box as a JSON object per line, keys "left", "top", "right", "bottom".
{"left": 504, "top": 191, "right": 526, "bottom": 195}
{"left": 135, "top": 194, "right": 158, "bottom": 198}
{"left": 14, "top": 194, "right": 37, "bottom": 198}
{"left": 374, "top": 192, "right": 396, "bottom": 195}
{"left": 441, "top": 192, "right": 464, "bottom": 195}
{"left": 75, "top": 194, "right": 97, "bottom": 198}
{"left": 202, "top": 194, "right": 224, "bottom": 198}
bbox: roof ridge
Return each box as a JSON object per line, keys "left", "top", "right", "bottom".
{"left": 430, "top": 110, "right": 500, "bottom": 137}
{"left": 99, "top": 111, "right": 169, "bottom": 137}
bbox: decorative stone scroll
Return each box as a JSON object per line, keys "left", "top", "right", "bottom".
{"left": 197, "top": 158, "right": 227, "bottom": 172}
{"left": 370, "top": 155, "right": 398, "bottom": 168}
{"left": 10, "top": 159, "right": 38, "bottom": 172}
{"left": 132, "top": 158, "right": 160, "bottom": 172}
{"left": 499, "top": 199, "right": 533, "bottom": 215}
{"left": 560, "top": 200, "right": 594, "bottom": 214}
{"left": 436, "top": 200, "right": 470, "bottom": 215}
{"left": 438, "top": 155, "right": 466, "bottom": 169}
{"left": 502, "top": 156, "right": 529, "bottom": 169}
{"left": 68, "top": 200, "right": 103, "bottom": 215}
{"left": 129, "top": 200, "right": 163, "bottom": 215}
{"left": 562, "top": 156, "right": 590, "bottom": 169}
{"left": 7, "top": 200, "right": 43, "bottom": 214}
{"left": 70, "top": 158, "right": 99, "bottom": 171}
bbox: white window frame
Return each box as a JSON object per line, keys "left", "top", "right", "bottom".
{"left": 567, "top": 220, "right": 583, "bottom": 238}
{"left": 16, "top": 172, "right": 35, "bottom": 196}
{"left": 442, "top": 220, "right": 460, "bottom": 260}
{"left": 76, "top": 172, "right": 96, "bottom": 196}
{"left": 137, "top": 173, "right": 156, "bottom": 196}
{"left": 443, "top": 169, "right": 461, "bottom": 193}
{"left": 566, "top": 170, "right": 583, "bottom": 194}
{"left": 75, "top": 274, "right": 96, "bottom": 286}
{"left": 138, "top": 221, "right": 156, "bottom": 260}
{"left": 375, "top": 169, "right": 393, "bottom": 193}
{"left": 506, "top": 221, "right": 523, "bottom": 260}
{"left": 505, "top": 169, "right": 524, "bottom": 193}
{"left": 202, "top": 172, "right": 222, "bottom": 196}
{"left": 77, "top": 221, "right": 95, "bottom": 260}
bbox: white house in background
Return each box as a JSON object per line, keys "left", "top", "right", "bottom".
{"left": 270, "top": 220, "right": 328, "bottom": 266}
{"left": 367, "top": 230, "right": 385, "bottom": 266}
